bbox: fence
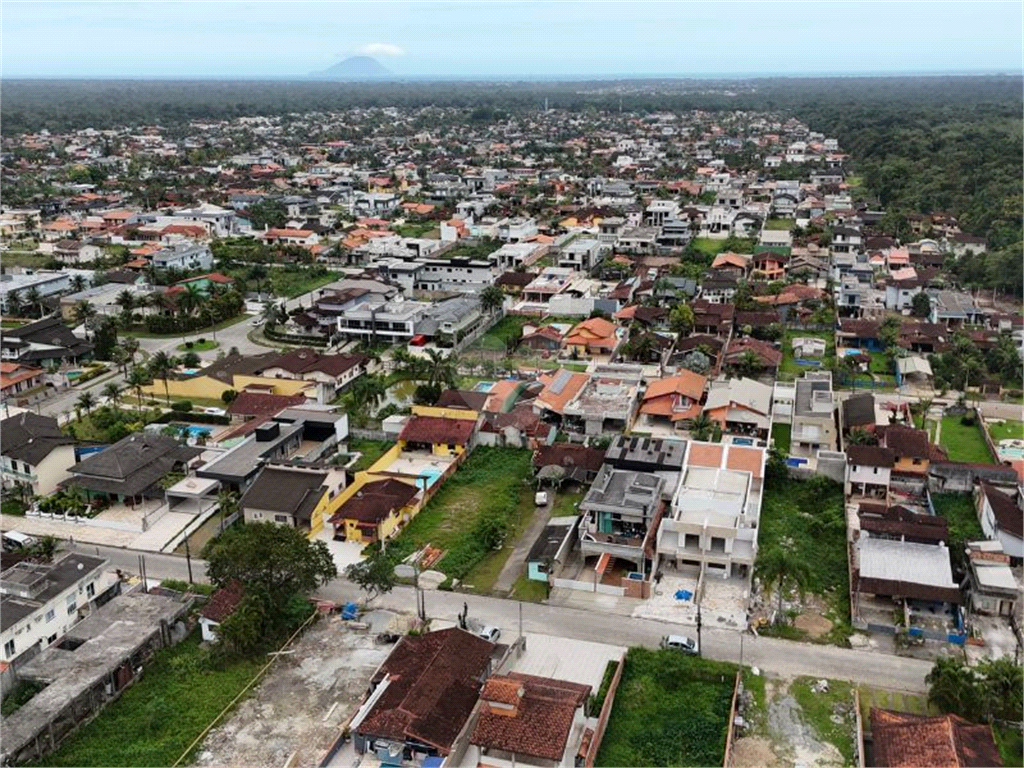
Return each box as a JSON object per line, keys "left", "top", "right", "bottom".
{"left": 585, "top": 655, "right": 626, "bottom": 767}
{"left": 551, "top": 576, "right": 626, "bottom": 597}
{"left": 722, "top": 671, "right": 743, "bottom": 767}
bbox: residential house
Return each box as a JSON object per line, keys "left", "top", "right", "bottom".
{"left": 637, "top": 372, "right": 707, "bottom": 431}
{"left": 691, "top": 300, "right": 735, "bottom": 337}
{"left": 0, "top": 362, "right": 44, "bottom": 403}
{"left": 0, "top": 554, "right": 109, "bottom": 665}
{"left": 722, "top": 337, "right": 783, "bottom": 376}
{"left": 703, "top": 377, "right": 773, "bottom": 440}
{"left": 262, "top": 228, "right": 320, "bottom": 247}
{"left": 51, "top": 239, "right": 103, "bottom": 265}
{"left": 172, "top": 202, "right": 236, "bottom": 237}
{"left": 1, "top": 412, "right": 76, "bottom": 497}
{"left": 240, "top": 465, "right": 342, "bottom": 536}
{"left": 751, "top": 251, "right": 788, "bottom": 281}
{"left": 868, "top": 709, "right": 1003, "bottom": 768}
{"left": 840, "top": 392, "right": 879, "bottom": 441}
{"left": 0, "top": 272, "right": 73, "bottom": 315}
{"left": 532, "top": 444, "right": 606, "bottom": 486}
{"left": 335, "top": 298, "right": 430, "bottom": 345}
{"left": 853, "top": 535, "right": 960, "bottom": 624}
{"left": 327, "top": 477, "right": 420, "bottom": 544}
{"left": 963, "top": 541, "right": 1019, "bottom": 618}
{"left": 525, "top": 519, "right": 577, "bottom": 583}
{"left": 517, "top": 325, "right": 564, "bottom": 354}
{"left": 831, "top": 227, "right": 862, "bottom": 254}
{"left": 657, "top": 441, "right": 766, "bottom": 579}
{"left": 578, "top": 465, "right": 663, "bottom": 572}
{"left": 699, "top": 272, "right": 739, "bottom": 304}
{"left": 533, "top": 370, "right": 590, "bottom": 424}
{"left": 557, "top": 238, "right": 606, "bottom": 272}
{"left": 150, "top": 242, "right": 214, "bottom": 271}
{"left": 1, "top": 317, "right": 94, "bottom": 366}
{"left": 227, "top": 391, "right": 310, "bottom": 422}
{"left": 975, "top": 482, "right": 1023, "bottom": 561}
{"left": 879, "top": 425, "right": 931, "bottom": 480}
{"left": 352, "top": 628, "right": 498, "bottom": 763}
{"left": 398, "top": 414, "right": 476, "bottom": 458}
{"left": 845, "top": 446, "right": 895, "bottom": 500}
{"left": 468, "top": 674, "right": 592, "bottom": 768}
{"left": 256, "top": 349, "right": 368, "bottom": 400}
{"left": 198, "top": 581, "right": 244, "bottom": 642}
{"left": 789, "top": 372, "right": 837, "bottom": 463}
{"left": 562, "top": 365, "right": 643, "bottom": 436}
{"left": 63, "top": 433, "right": 201, "bottom": 506}
{"left": 564, "top": 317, "right": 619, "bottom": 360}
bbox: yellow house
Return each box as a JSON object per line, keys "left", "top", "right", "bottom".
{"left": 880, "top": 424, "right": 931, "bottom": 476}
{"left": 397, "top": 410, "right": 477, "bottom": 458}
{"left": 141, "top": 373, "right": 314, "bottom": 403}
{"left": 326, "top": 476, "right": 421, "bottom": 544}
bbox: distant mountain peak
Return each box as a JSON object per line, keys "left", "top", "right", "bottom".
{"left": 311, "top": 56, "right": 393, "bottom": 80}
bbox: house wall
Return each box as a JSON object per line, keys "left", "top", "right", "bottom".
{"left": 243, "top": 505, "right": 296, "bottom": 527}
{"left": 892, "top": 455, "right": 928, "bottom": 475}
{"left": 323, "top": 470, "right": 422, "bottom": 544}
{"left": 232, "top": 375, "right": 314, "bottom": 397}
{"left": 0, "top": 572, "right": 102, "bottom": 663}
{"left": 140, "top": 375, "right": 228, "bottom": 401}
{"left": 34, "top": 445, "right": 77, "bottom": 497}
{"left": 410, "top": 405, "right": 479, "bottom": 421}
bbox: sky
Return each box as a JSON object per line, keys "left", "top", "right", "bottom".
{"left": 2, "top": 1, "right": 1022, "bottom": 79}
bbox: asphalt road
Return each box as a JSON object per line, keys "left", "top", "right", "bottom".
{"left": 69, "top": 542, "right": 933, "bottom": 693}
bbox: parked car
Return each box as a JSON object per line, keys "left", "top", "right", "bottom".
{"left": 478, "top": 625, "right": 501, "bottom": 643}
{"left": 660, "top": 634, "right": 698, "bottom": 655}
{"left": 250, "top": 318, "right": 264, "bottom": 327}
{"left": 534, "top": 491, "right": 549, "bottom": 506}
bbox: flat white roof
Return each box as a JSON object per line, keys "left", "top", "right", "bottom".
{"left": 858, "top": 536, "right": 955, "bottom": 588}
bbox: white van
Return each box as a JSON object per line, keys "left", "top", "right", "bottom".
{"left": 2, "top": 531, "right": 37, "bottom": 552}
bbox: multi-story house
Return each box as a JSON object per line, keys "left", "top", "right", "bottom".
{"left": 789, "top": 372, "right": 837, "bottom": 464}
{"left": 578, "top": 465, "right": 664, "bottom": 573}
{"left": 557, "top": 238, "right": 606, "bottom": 272}
{"left": 150, "top": 242, "right": 214, "bottom": 271}
{"left": 336, "top": 298, "right": 430, "bottom": 345}
{"left": 1, "top": 412, "right": 76, "bottom": 497}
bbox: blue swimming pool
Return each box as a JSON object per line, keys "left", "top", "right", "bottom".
{"left": 172, "top": 424, "right": 212, "bottom": 439}
{"left": 417, "top": 469, "right": 444, "bottom": 488}
{"left": 472, "top": 381, "right": 495, "bottom": 393}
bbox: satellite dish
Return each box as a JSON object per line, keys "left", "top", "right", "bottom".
{"left": 394, "top": 564, "right": 416, "bottom": 579}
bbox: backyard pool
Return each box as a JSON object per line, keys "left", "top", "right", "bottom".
{"left": 472, "top": 381, "right": 496, "bottom": 393}
{"left": 417, "top": 468, "right": 444, "bottom": 488}
{"left": 180, "top": 368, "right": 201, "bottom": 376}
{"left": 997, "top": 439, "right": 1024, "bottom": 461}
{"left": 172, "top": 424, "right": 212, "bottom": 439}
{"left": 65, "top": 370, "right": 84, "bottom": 381}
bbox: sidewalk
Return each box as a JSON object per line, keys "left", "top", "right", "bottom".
{"left": 493, "top": 498, "right": 551, "bottom": 594}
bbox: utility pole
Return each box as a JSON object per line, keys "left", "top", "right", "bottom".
{"left": 696, "top": 600, "right": 703, "bottom": 657}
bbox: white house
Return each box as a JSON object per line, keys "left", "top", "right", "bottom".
{"left": 1, "top": 412, "right": 77, "bottom": 497}
{"left": 976, "top": 483, "right": 1024, "bottom": 560}
{"left": 151, "top": 242, "right": 214, "bottom": 271}
{"left": 197, "top": 582, "right": 244, "bottom": 642}
{"left": 0, "top": 554, "right": 108, "bottom": 664}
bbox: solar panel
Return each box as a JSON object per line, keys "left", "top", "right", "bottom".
{"left": 549, "top": 369, "right": 573, "bottom": 395}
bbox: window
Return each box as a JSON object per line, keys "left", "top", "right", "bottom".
{"left": 86, "top": 583, "right": 95, "bottom": 598}
{"left": 66, "top": 594, "right": 77, "bottom": 616}
{"left": 4, "top": 639, "right": 14, "bottom": 658}
{"left": 274, "top": 514, "right": 289, "bottom": 524}
{"left": 45, "top": 608, "right": 55, "bottom": 623}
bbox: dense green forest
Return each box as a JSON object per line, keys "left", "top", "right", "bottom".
{"left": 3, "top": 76, "right": 1021, "bottom": 249}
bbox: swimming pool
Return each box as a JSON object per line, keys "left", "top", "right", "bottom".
{"left": 417, "top": 469, "right": 444, "bottom": 488}
{"left": 472, "top": 381, "right": 495, "bottom": 393}
{"left": 997, "top": 440, "right": 1024, "bottom": 460}
{"left": 180, "top": 368, "right": 201, "bottom": 376}
{"left": 66, "top": 370, "right": 83, "bottom": 381}
{"left": 172, "top": 424, "right": 212, "bottom": 439}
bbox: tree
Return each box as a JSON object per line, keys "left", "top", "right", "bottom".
{"left": 926, "top": 657, "right": 983, "bottom": 719}
{"left": 679, "top": 349, "right": 712, "bottom": 375}
{"left": 688, "top": 412, "right": 714, "bottom": 442}
{"left": 70, "top": 274, "right": 87, "bottom": 292}
{"left": 24, "top": 286, "right": 42, "bottom": 317}
{"left": 101, "top": 381, "right": 122, "bottom": 408}
{"left": 177, "top": 283, "right": 204, "bottom": 317}
{"left": 5, "top": 288, "right": 23, "bottom": 316}
{"left": 735, "top": 349, "right": 764, "bottom": 378}
{"left": 221, "top": 388, "right": 238, "bottom": 404}
{"left": 247, "top": 264, "right": 269, "bottom": 295}
{"left": 246, "top": 200, "right": 288, "bottom": 230}
{"left": 181, "top": 351, "right": 201, "bottom": 368}
{"left": 755, "top": 543, "right": 812, "bottom": 623}
{"left": 148, "top": 351, "right": 176, "bottom": 404}
{"left": 115, "top": 289, "right": 136, "bottom": 316}
{"left": 73, "top": 300, "right": 96, "bottom": 330}
{"left": 424, "top": 348, "right": 459, "bottom": 390}
{"left": 910, "top": 291, "right": 932, "bottom": 318}
{"left": 345, "top": 549, "right": 396, "bottom": 602}
{"left": 669, "top": 304, "right": 695, "bottom": 334}
{"left": 261, "top": 302, "right": 286, "bottom": 329}
{"left": 350, "top": 374, "right": 386, "bottom": 414}
{"left": 479, "top": 285, "right": 504, "bottom": 315}
{"left": 127, "top": 365, "right": 151, "bottom": 406}
{"left": 879, "top": 316, "right": 902, "bottom": 351}
{"left": 76, "top": 391, "right": 96, "bottom": 416}
{"left": 28, "top": 535, "right": 60, "bottom": 563}
{"left": 204, "top": 522, "right": 337, "bottom": 651}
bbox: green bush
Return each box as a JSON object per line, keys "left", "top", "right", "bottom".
{"left": 184, "top": 341, "right": 194, "bottom": 349}
{"left": 960, "top": 414, "right": 977, "bottom": 426}
{"left": 170, "top": 401, "right": 193, "bottom": 413}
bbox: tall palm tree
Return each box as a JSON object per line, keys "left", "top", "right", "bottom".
{"left": 73, "top": 300, "right": 97, "bottom": 332}
{"left": 479, "top": 285, "right": 504, "bottom": 315}
{"left": 148, "top": 351, "right": 177, "bottom": 405}
{"left": 688, "top": 412, "right": 715, "bottom": 442}
{"left": 351, "top": 374, "right": 386, "bottom": 413}
{"left": 70, "top": 274, "right": 87, "bottom": 292}
{"left": 424, "top": 348, "right": 459, "bottom": 390}
{"left": 5, "top": 288, "right": 23, "bottom": 316}
{"left": 24, "top": 286, "right": 42, "bottom": 318}
{"left": 177, "top": 283, "right": 204, "bottom": 317}
{"left": 127, "top": 366, "right": 151, "bottom": 406}
{"left": 101, "top": 382, "right": 122, "bottom": 408}
{"left": 755, "top": 543, "right": 812, "bottom": 624}
{"left": 76, "top": 391, "right": 96, "bottom": 416}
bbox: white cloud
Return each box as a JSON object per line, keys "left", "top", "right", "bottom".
{"left": 356, "top": 43, "right": 404, "bottom": 57}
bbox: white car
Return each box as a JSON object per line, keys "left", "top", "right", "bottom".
{"left": 478, "top": 626, "right": 501, "bottom": 643}
{"left": 250, "top": 318, "right": 264, "bottom": 327}
{"left": 660, "top": 634, "right": 698, "bottom": 655}
{"left": 534, "top": 491, "right": 549, "bottom": 506}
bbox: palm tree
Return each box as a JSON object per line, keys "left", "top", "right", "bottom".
{"left": 24, "top": 286, "right": 42, "bottom": 318}
{"left": 70, "top": 274, "right": 87, "bottom": 292}
{"left": 127, "top": 366, "right": 151, "bottom": 406}
{"left": 28, "top": 535, "right": 60, "bottom": 563}
{"left": 148, "top": 351, "right": 176, "bottom": 405}
{"left": 101, "top": 382, "right": 122, "bottom": 408}
{"left": 926, "top": 657, "right": 980, "bottom": 718}
{"left": 76, "top": 391, "right": 96, "bottom": 416}
{"left": 688, "top": 412, "right": 715, "bottom": 442}
{"left": 177, "top": 283, "right": 204, "bottom": 317}
{"left": 216, "top": 489, "right": 240, "bottom": 533}
{"left": 73, "top": 301, "right": 97, "bottom": 333}
{"left": 424, "top": 348, "right": 459, "bottom": 390}
{"left": 736, "top": 350, "right": 764, "bottom": 378}
{"left": 351, "top": 374, "right": 387, "bottom": 413}
{"left": 6, "top": 288, "right": 23, "bottom": 316}
{"left": 479, "top": 285, "right": 504, "bottom": 315}
{"left": 261, "top": 301, "right": 286, "bottom": 329}
{"left": 756, "top": 543, "right": 812, "bottom": 624}
{"left": 122, "top": 337, "right": 140, "bottom": 368}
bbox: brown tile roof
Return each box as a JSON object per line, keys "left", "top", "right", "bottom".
{"left": 687, "top": 442, "right": 724, "bottom": 469}
{"left": 846, "top": 445, "right": 896, "bottom": 468}
{"left": 263, "top": 349, "right": 367, "bottom": 378}
{"left": 881, "top": 425, "right": 930, "bottom": 461}
{"left": 533, "top": 443, "right": 606, "bottom": 474}
{"left": 399, "top": 415, "right": 476, "bottom": 446}
{"left": 357, "top": 628, "right": 495, "bottom": 753}
{"left": 870, "top": 709, "right": 1002, "bottom": 767}
{"left": 227, "top": 391, "right": 308, "bottom": 417}
{"left": 723, "top": 337, "right": 783, "bottom": 368}
{"left": 435, "top": 389, "right": 489, "bottom": 412}
{"left": 200, "top": 581, "right": 244, "bottom": 624}
{"left": 471, "top": 673, "right": 591, "bottom": 762}
{"left": 535, "top": 370, "right": 590, "bottom": 415}
{"left": 328, "top": 478, "right": 419, "bottom": 526}
{"left": 980, "top": 482, "right": 1023, "bottom": 538}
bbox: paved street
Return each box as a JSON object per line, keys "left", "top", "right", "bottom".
{"left": 63, "top": 540, "right": 933, "bottom": 693}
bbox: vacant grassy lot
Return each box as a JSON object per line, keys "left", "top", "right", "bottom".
{"left": 764, "top": 218, "right": 795, "bottom": 231}
{"left": 1, "top": 251, "right": 52, "bottom": 269}
{"left": 385, "top": 447, "right": 534, "bottom": 584}
{"left": 790, "top": 677, "right": 857, "bottom": 765}
{"left": 596, "top": 648, "right": 735, "bottom": 767}
{"left": 940, "top": 415, "right": 993, "bottom": 464}
{"left": 989, "top": 419, "right": 1024, "bottom": 442}
{"left": 931, "top": 493, "right": 985, "bottom": 551}
{"left": 392, "top": 222, "right": 439, "bottom": 239}
{"left": 759, "top": 475, "right": 851, "bottom": 644}
{"left": 35, "top": 632, "right": 263, "bottom": 767}
{"left": 461, "top": 489, "right": 537, "bottom": 594}
{"left": 469, "top": 315, "right": 530, "bottom": 352}
{"left": 510, "top": 573, "right": 548, "bottom": 602}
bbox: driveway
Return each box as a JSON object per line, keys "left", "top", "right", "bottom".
{"left": 493, "top": 495, "right": 551, "bottom": 594}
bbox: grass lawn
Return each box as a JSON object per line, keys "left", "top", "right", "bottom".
{"left": 759, "top": 475, "right": 851, "bottom": 644}
{"left": 65, "top": 407, "right": 162, "bottom": 443}
{"left": 995, "top": 724, "right": 1024, "bottom": 768}
{"left": 462, "top": 486, "right": 536, "bottom": 594}
{"left": 988, "top": 420, "right": 1024, "bottom": 442}
{"left": 385, "top": 447, "right": 534, "bottom": 584}
{"left": 689, "top": 237, "right": 735, "bottom": 257}
{"left": 125, "top": 313, "right": 250, "bottom": 339}
{"left": 347, "top": 438, "right": 394, "bottom": 472}
{"left": 857, "top": 685, "right": 937, "bottom": 721}
{"left": 940, "top": 416, "right": 994, "bottom": 464}
{"left": 551, "top": 488, "right": 585, "bottom": 518}
{"left": 0, "top": 251, "right": 51, "bottom": 269}
{"left": 469, "top": 315, "right": 529, "bottom": 353}
{"left": 595, "top": 648, "right": 736, "bottom": 767}
{"left": 790, "top": 677, "right": 857, "bottom": 765}
{"left": 509, "top": 574, "right": 548, "bottom": 602}
{"left": 764, "top": 218, "right": 795, "bottom": 231}
{"left": 931, "top": 493, "right": 985, "bottom": 549}
{"left": 1, "top": 320, "right": 27, "bottom": 328}
{"left": 780, "top": 330, "right": 835, "bottom": 378}
{"left": 34, "top": 631, "right": 263, "bottom": 767}
{"left": 436, "top": 237, "right": 501, "bottom": 261}
{"left": 176, "top": 339, "right": 219, "bottom": 352}
{"left": 772, "top": 423, "right": 791, "bottom": 454}
{"left": 267, "top": 269, "right": 340, "bottom": 299}
{"left": 392, "top": 222, "right": 439, "bottom": 238}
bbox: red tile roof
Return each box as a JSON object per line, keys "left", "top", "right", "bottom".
{"left": 200, "top": 581, "right": 244, "bottom": 624}
{"left": 399, "top": 415, "right": 475, "bottom": 446}
{"left": 227, "top": 391, "right": 308, "bottom": 417}
{"left": 329, "top": 478, "right": 419, "bottom": 526}
{"left": 870, "top": 709, "right": 1002, "bottom": 767}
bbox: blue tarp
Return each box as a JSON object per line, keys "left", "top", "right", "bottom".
{"left": 341, "top": 602, "right": 359, "bottom": 620}
{"left": 675, "top": 589, "right": 693, "bottom": 601}
{"left": 423, "top": 758, "right": 444, "bottom": 768}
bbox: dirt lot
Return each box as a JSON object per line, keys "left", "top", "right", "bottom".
{"left": 191, "top": 612, "right": 401, "bottom": 768}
